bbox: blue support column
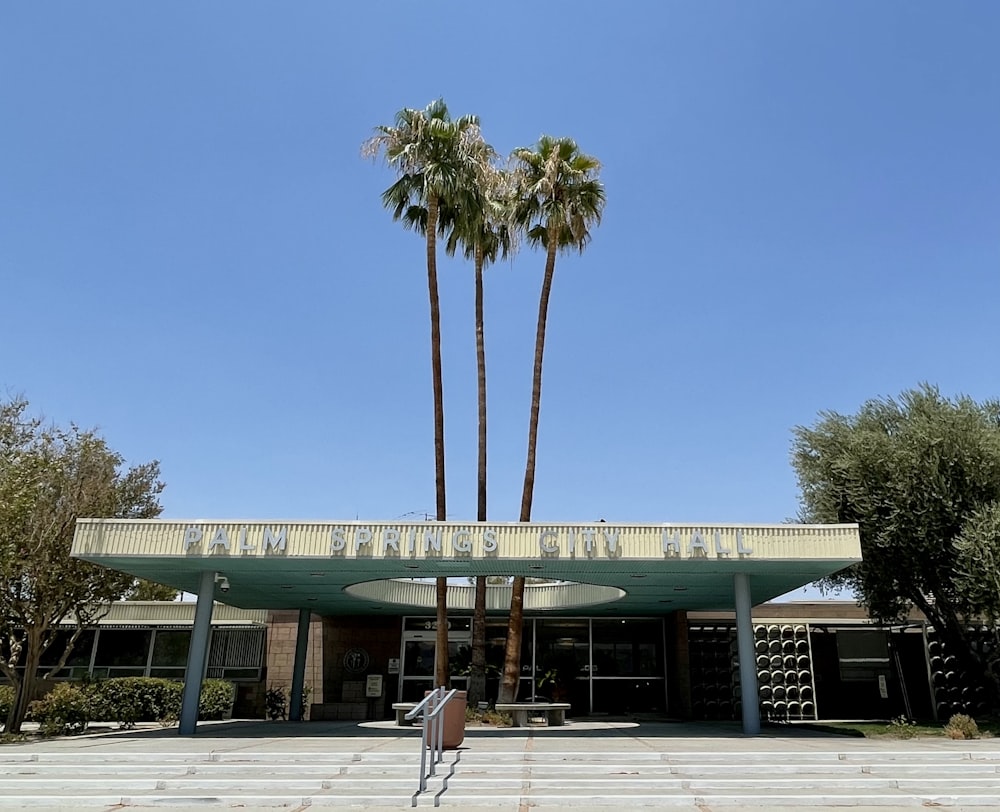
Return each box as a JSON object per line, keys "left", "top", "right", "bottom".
{"left": 179, "top": 570, "right": 216, "bottom": 735}
{"left": 288, "top": 609, "right": 311, "bottom": 722}
{"left": 733, "top": 572, "right": 761, "bottom": 735}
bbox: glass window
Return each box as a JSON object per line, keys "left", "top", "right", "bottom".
{"left": 93, "top": 629, "right": 152, "bottom": 668}
{"left": 483, "top": 620, "right": 510, "bottom": 678}
{"left": 450, "top": 640, "right": 472, "bottom": 678}
{"left": 593, "top": 678, "right": 665, "bottom": 714}
{"left": 152, "top": 630, "right": 191, "bottom": 667}
{"left": 837, "top": 629, "right": 890, "bottom": 681}
{"left": 592, "top": 619, "right": 664, "bottom": 677}
{"left": 400, "top": 679, "right": 434, "bottom": 702}
{"left": 403, "top": 640, "right": 435, "bottom": 677}
{"left": 535, "top": 619, "right": 588, "bottom": 698}
{"left": 39, "top": 630, "right": 96, "bottom": 669}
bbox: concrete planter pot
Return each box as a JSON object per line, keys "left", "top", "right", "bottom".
{"left": 426, "top": 689, "right": 466, "bottom": 749}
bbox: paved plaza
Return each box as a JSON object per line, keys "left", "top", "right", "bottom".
{"left": 2, "top": 719, "right": 1000, "bottom": 810}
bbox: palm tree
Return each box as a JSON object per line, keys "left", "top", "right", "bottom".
{"left": 443, "top": 161, "right": 515, "bottom": 705}
{"left": 498, "top": 136, "right": 605, "bottom": 704}
{"left": 364, "top": 99, "right": 483, "bottom": 689}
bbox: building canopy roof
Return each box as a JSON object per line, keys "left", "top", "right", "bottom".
{"left": 72, "top": 520, "right": 862, "bottom": 616}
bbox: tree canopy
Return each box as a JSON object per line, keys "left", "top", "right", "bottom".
{"left": 364, "top": 105, "right": 606, "bottom": 704}
{"left": 955, "top": 502, "right": 1000, "bottom": 629}
{"left": 1, "top": 396, "right": 165, "bottom": 732}
{"left": 792, "top": 384, "right": 1000, "bottom": 699}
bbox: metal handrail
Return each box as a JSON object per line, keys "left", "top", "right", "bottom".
{"left": 405, "top": 686, "right": 459, "bottom": 793}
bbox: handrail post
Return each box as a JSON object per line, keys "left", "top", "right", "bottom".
{"left": 418, "top": 701, "right": 429, "bottom": 792}
{"left": 436, "top": 686, "right": 444, "bottom": 762}
{"left": 409, "top": 685, "right": 458, "bottom": 796}
{"left": 428, "top": 687, "right": 438, "bottom": 777}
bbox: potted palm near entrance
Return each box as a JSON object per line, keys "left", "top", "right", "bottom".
{"left": 537, "top": 651, "right": 580, "bottom": 704}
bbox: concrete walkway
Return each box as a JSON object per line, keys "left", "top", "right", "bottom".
{"left": 2, "top": 718, "right": 999, "bottom": 810}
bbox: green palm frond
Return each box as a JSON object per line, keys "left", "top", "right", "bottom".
{"left": 509, "top": 136, "right": 605, "bottom": 253}
{"left": 443, "top": 163, "right": 517, "bottom": 268}
{"left": 364, "top": 99, "right": 488, "bottom": 240}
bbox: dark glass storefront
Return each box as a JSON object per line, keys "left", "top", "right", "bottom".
{"left": 398, "top": 616, "right": 667, "bottom": 715}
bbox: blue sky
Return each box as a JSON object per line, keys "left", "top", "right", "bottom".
{"left": 2, "top": 2, "right": 998, "bottom": 563}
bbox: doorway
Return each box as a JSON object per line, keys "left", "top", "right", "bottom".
{"left": 398, "top": 616, "right": 471, "bottom": 702}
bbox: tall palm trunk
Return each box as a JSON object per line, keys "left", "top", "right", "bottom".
{"left": 469, "top": 245, "right": 488, "bottom": 705}
{"left": 519, "top": 236, "right": 557, "bottom": 523}
{"left": 426, "top": 192, "right": 450, "bottom": 689}
{"left": 475, "top": 247, "right": 488, "bottom": 524}
{"left": 499, "top": 235, "right": 559, "bottom": 704}
{"left": 426, "top": 193, "right": 446, "bottom": 524}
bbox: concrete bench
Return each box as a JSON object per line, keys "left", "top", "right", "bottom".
{"left": 391, "top": 702, "right": 418, "bottom": 726}
{"left": 495, "top": 702, "right": 570, "bottom": 728}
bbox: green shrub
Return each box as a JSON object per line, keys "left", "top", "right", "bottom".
{"left": 86, "top": 677, "right": 234, "bottom": 726}
{"left": 484, "top": 709, "right": 511, "bottom": 727}
{"left": 888, "top": 715, "right": 917, "bottom": 738}
{"left": 0, "top": 685, "right": 14, "bottom": 731}
{"left": 198, "top": 680, "right": 235, "bottom": 721}
{"left": 265, "top": 686, "right": 287, "bottom": 720}
{"left": 14, "top": 678, "right": 233, "bottom": 734}
{"left": 464, "top": 704, "right": 510, "bottom": 727}
{"left": 28, "top": 682, "right": 91, "bottom": 736}
{"left": 90, "top": 678, "right": 183, "bottom": 727}
{"left": 945, "top": 713, "right": 980, "bottom": 740}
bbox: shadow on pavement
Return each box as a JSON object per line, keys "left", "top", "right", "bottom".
{"left": 70, "top": 718, "right": 854, "bottom": 742}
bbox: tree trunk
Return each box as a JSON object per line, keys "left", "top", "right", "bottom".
{"left": 475, "top": 247, "right": 487, "bottom": 524}
{"left": 426, "top": 193, "right": 447, "bottom": 524}
{"left": 519, "top": 239, "right": 557, "bottom": 522}
{"left": 500, "top": 235, "right": 559, "bottom": 704}
{"left": 911, "top": 591, "right": 1000, "bottom": 707}
{"left": 6, "top": 628, "right": 43, "bottom": 734}
{"left": 468, "top": 246, "right": 488, "bottom": 706}
{"left": 469, "top": 576, "right": 487, "bottom": 704}
{"left": 426, "top": 193, "right": 449, "bottom": 688}
{"left": 498, "top": 577, "right": 525, "bottom": 704}
{"left": 3, "top": 669, "right": 23, "bottom": 733}
{"left": 435, "top": 576, "right": 449, "bottom": 688}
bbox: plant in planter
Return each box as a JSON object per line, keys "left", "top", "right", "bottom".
{"left": 265, "top": 686, "right": 287, "bottom": 720}
{"left": 537, "top": 651, "right": 580, "bottom": 702}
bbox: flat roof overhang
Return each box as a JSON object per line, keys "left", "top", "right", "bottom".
{"left": 71, "top": 520, "right": 862, "bottom": 616}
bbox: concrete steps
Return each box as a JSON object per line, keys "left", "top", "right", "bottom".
{"left": 2, "top": 748, "right": 1000, "bottom": 808}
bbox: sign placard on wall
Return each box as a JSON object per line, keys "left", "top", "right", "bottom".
{"left": 343, "top": 648, "right": 370, "bottom": 673}
{"left": 387, "top": 658, "right": 400, "bottom": 674}
{"left": 366, "top": 675, "right": 384, "bottom": 698}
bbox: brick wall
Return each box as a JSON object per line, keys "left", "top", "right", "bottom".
{"left": 264, "top": 610, "right": 324, "bottom": 717}
{"left": 311, "top": 615, "right": 401, "bottom": 721}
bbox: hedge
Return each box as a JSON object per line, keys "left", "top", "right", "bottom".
{"left": 0, "top": 685, "right": 14, "bottom": 731}
{"left": 90, "top": 677, "right": 184, "bottom": 727}
{"left": 18, "top": 677, "right": 235, "bottom": 735}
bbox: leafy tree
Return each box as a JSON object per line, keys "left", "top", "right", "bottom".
{"left": 954, "top": 502, "right": 1000, "bottom": 678}
{"left": 364, "top": 99, "right": 484, "bottom": 688}
{"left": 499, "top": 136, "right": 605, "bottom": 703}
{"left": 444, "top": 159, "right": 515, "bottom": 705}
{"left": 792, "top": 384, "right": 1000, "bottom": 703}
{"left": 124, "top": 580, "right": 179, "bottom": 601}
{"left": 0, "top": 397, "right": 164, "bottom": 732}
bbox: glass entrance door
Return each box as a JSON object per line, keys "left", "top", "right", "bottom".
{"left": 399, "top": 617, "right": 471, "bottom": 702}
